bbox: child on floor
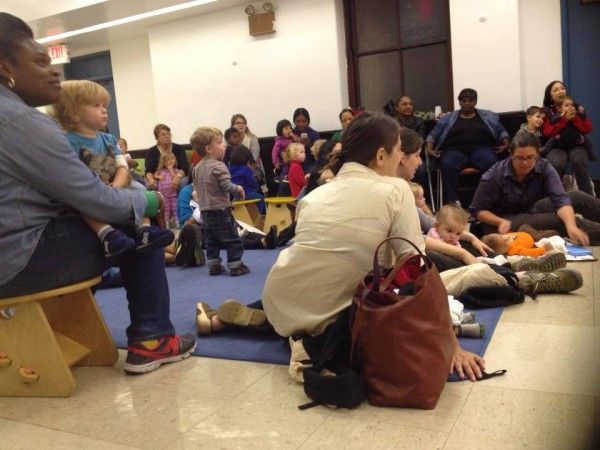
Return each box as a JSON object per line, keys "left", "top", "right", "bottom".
{"left": 284, "top": 143, "right": 307, "bottom": 198}
{"left": 229, "top": 146, "right": 265, "bottom": 213}
{"left": 51, "top": 80, "right": 174, "bottom": 259}
{"left": 519, "top": 106, "right": 545, "bottom": 140}
{"left": 271, "top": 119, "right": 297, "bottom": 177}
{"left": 190, "top": 126, "right": 249, "bottom": 276}
{"left": 482, "top": 227, "right": 557, "bottom": 257}
{"left": 426, "top": 204, "right": 469, "bottom": 247}
{"left": 154, "top": 152, "right": 184, "bottom": 228}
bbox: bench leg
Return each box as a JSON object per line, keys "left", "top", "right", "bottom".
{"left": 0, "top": 302, "right": 75, "bottom": 397}
{"left": 231, "top": 204, "right": 254, "bottom": 227}
{"left": 263, "top": 203, "right": 293, "bottom": 233}
{"left": 42, "top": 289, "right": 118, "bottom": 367}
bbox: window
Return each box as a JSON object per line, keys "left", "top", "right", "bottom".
{"left": 343, "top": 0, "right": 453, "bottom": 112}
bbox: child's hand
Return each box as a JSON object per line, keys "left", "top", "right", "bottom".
{"left": 237, "top": 185, "right": 245, "bottom": 201}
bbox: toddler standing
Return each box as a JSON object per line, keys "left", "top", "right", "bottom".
{"left": 51, "top": 80, "right": 173, "bottom": 259}
{"left": 284, "top": 143, "right": 306, "bottom": 198}
{"left": 190, "top": 127, "right": 250, "bottom": 276}
{"left": 271, "top": 119, "right": 297, "bottom": 177}
{"left": 154, "top": 152, "right": 184, "bottom": 228}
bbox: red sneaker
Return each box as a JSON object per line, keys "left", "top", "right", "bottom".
{"left": 124, "top": 334, "right": 196, "bottom": 374}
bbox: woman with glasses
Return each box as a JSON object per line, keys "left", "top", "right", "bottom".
{"left": 470, "top": 131, "right": 600, "bottom": 245}
{"left": 230, "top": 114, "right": 265, "bottom": 185}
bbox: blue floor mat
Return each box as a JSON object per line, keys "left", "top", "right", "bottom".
{"left": 96, "top": 249, "right": 503, "bottom": 380}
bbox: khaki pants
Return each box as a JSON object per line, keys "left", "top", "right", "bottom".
{"left": 440, "top": 263, "right": 507, "bottom": 297}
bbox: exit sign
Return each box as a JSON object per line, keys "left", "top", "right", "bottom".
{"left": 48, "top": 44, "right": 70, "bottom": 65}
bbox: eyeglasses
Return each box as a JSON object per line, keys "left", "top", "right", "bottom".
{"left": 234, "top": 121, "right": 246, "bottom": 125}
{"left": 512, "top": 156, "right": 538, "bottom": 163}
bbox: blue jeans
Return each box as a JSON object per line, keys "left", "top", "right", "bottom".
{"left": 0, "top": 214, "right": 175, "bottom": 343}
{"left": 440, "top": 145, "right": 498, "bottom": 203}
{"left": 200, "top": 209, "right": 244, "bottom": 268}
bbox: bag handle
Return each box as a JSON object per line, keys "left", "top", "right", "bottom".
{"left": 371, "top": 237, "right": 430, "bottom": 292}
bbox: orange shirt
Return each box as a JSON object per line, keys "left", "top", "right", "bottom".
{"left": 505, "top": 231, "right": 546, "bottom": 257}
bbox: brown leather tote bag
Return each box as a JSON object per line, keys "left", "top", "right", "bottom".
{"left": 351, "top": 237, "right": 453, "bottom": 409}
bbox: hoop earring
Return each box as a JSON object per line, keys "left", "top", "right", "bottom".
{"left": 7, "top": 77, "right": 15, "bottom": 89}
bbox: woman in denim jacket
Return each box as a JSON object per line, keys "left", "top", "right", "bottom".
{"left": 426, "top": 88, "right": 509, "bottom": 205}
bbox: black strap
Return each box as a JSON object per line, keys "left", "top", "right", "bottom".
{"left": 298, "top": 401, "right": 321, "bottom": 410}
{"left": 478, "top": 369, "right": 507, "bottom": 381}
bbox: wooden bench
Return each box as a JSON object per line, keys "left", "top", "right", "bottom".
{"left": 263, "top": 196, "right": 295, "bottom": 233}
{"left": 232, "top": 198, "right": 263, "bottom": 229}
{"left": 0, "top": 276, "right": 118, "bottom": 397}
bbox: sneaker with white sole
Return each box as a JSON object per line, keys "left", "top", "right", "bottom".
{"left": 518, "top": 268, "right": 583, "bottom": 296}
{"left": 124, "top": 334, "right": 196, "bottom": 374}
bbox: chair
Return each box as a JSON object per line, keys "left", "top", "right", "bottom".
{"left": 231, "top": 198, "right": 263, "bottom": 229}
{"left": 435, "top": 166, "right": 481, "bottom": 209}
{"left": 263, "top": 196, "right": 295, "bottom": 232}
{"left": 0, "top": 276, "right": 118, "bottom": 397}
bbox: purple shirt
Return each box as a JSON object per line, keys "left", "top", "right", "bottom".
{"left": 469, "top": 157, "right": 571, "bottom": 217}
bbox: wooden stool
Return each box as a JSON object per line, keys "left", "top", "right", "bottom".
{"left": 232, "top": 198, "right": 263, "bottom": 229}
{"left": 0, "top": 276, "right": 118, "bottom": 397}
{"left": 263, "top": 196, "right": 295, "bottom": 233}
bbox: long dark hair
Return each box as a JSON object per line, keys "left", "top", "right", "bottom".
{"left": 0, "top": 13, "right": 34, "bottom": 64}
{"left": 329, "top": 112, "right": 400, "bottom": 175}
{"left": 399, "top": 128, "right": 423, "bottom": 155}
{"left": 293, "top": 107, "right": 311, "bottom": 123}
{"left": 542, "top": 80, "right": 564, "bottom": 108}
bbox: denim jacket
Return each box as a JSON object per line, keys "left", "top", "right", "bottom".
{"left": 0, "top": 85, "right": 145, "bottom": 286}
{"left": 426, "top": 108, "right": 509, "bottom": 151}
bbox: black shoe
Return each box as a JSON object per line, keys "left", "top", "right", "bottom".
{"left": 209, "top": 264, "right": 226, "bottom": 276}
{"left": 174, "top": 223, "right": 196, "bottom": 267}
{"left": 277, "top": 222, "right": 296, "bottom": 247}
{"left": 103, "top": 229, "right": 136, "bottom": 259}
{"left": 135, "top": 226, "right": 174, "bottom": 253}
{"left": 229, "top": 264, "right": 250, "bottom": 276}
{"left": 264, "top": 225, "right": 278, "bottom": 249}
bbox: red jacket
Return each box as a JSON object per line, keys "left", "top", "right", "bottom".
{"left": 542, "top": 107, "right": 593, "bottom": 138}
{"left": 288, "top": 160, "right": 305, "bottom": 198}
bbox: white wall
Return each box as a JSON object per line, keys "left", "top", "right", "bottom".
{"left": 139, "top": 0, "right": 345, "bottom": 147}
{"left": 449, "top": 0, "right": 562, "bottom": 112}
{"left": 518, "top": 0, "right": 562, "bottom": 108}
{"left": 86, "top": 0, "right": 562, "bottom": 148}
{"left": 449, "top": 0, "right": 522, "bottom": 111}
{"left": 111, "top": 35, "right": 158, "bottom": 146}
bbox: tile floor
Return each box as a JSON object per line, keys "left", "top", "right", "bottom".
{"left": 1, "top": 252, "right": 599, "bottom": 449}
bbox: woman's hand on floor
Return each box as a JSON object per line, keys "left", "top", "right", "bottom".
{"left": 451, "top": 347, "right": 485, "bottom": 381}
{"left": 566, "top": 225, "right": 590, "bottom": 246}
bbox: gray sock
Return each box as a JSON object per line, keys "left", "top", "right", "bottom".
{"left": 460, "top": 312, "right": 476, "bottom": 324}
{"left": 456, "top": 323, "right": 485, "bottom": 338}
